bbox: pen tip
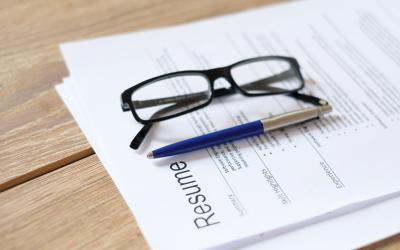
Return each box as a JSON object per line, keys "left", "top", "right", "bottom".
{"left": 319, "top": 104, "right": 333, "bottom": 114}
{"left": 147, "top": 152, "right": 154, "bottom": 159}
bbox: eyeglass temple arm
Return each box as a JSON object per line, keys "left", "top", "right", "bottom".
{"left": 240, "top": 70, "right": 330, "bottom": 106}
{"left": 130, "top": 85, "right": 327, "bottom": 149}
{"left": 122, "top": 69, "right": 295, "bottom": 111}
{"left": 123, "top": 87, "right": 235, "bottom": 112}
{"left": 129, "top": 92, "right": 209, "bottom": 110}
{"left": 131, "top": 123, "right": 153, "bottom": 149}
{"left": 130, "top": 98, "right": 203, "bottom": 149}
{"left": 213, "top": 68, "right": 296, "bottom": 96}
{"left": 239, "top": 68, "right": 297, "bottom": 92}
{"left": 289, "top": 92, "right": 329, "bottom": 106}
{"left": 131, "top": 92, "right": 329, "bottom": 149}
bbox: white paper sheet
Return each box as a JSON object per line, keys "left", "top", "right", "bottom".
{"left": 56, "top": 0, "right": 400, "bottom": 249}
{"left": 57, "top": 79, "right": 400, "bottom": 250}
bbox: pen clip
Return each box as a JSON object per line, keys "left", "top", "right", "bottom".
{"left": 289, "top": 92, "right": 329, "bottom": 106}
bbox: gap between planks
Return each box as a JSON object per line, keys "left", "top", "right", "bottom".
{"left": 0, "top": 147, "right": 94, "bottom": 192}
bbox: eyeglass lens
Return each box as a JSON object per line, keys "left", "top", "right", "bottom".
{"left": 231, "top": 58, "right": 301, "bottom": 94}
{"left": 130, "top": 58, "right": 301, "bottom": 121}
{"left": 131, "top": 74, "right": 212, "bottom": 121}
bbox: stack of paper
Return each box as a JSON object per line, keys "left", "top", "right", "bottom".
{"left": 56, "top": 0, "right": 400, "bottom": 249}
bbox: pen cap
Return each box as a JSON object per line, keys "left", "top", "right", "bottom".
{"left": 261, "top": 105, "right": 332, "bottom": 131}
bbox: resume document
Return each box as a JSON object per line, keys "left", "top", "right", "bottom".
{"left": 57, "top": 0, "right": 400, "bottom": 249}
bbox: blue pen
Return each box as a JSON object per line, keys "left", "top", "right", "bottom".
{"left": 147, "top": 105, "right": 332, "bottom": 159}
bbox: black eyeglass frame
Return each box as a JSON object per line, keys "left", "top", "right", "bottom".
{"left": 121, "top": 56, "right": 309, "bottom": 124}
{"left": 121, "top": 56, "right": 329, "bottom": 149}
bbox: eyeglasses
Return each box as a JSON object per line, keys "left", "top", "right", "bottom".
{"left": 121, "top": 56, "right": 328, "bottom": 149}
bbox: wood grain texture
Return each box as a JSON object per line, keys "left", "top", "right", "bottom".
{"left": 0, "top": 87, "right": 94, "bottom": 191}
{"left": 363, "top": 234, "right": 400, "bottom": 250}
{"left": 0, "top": 155, "right": 148, "bottom": 250}
{"left": 0, "top": 155, "right": 398, "bottom": 250}
{"left": 0, "top": 0, "right": 281, "bottom": 189}
{"left": 1, "top": 0, "right": 400, "bottom": 248}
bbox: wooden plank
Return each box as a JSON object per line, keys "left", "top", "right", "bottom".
{"left": 0, "top": 0, "right": 281, "bottom": 189}
{"left": 0, "top": 155, "right": 399, "bottom": 249}
{"left": 2, "top": 0, "right": 399, "bottom": 248}
{"left": 0, "top": 155, "right": 148, "bottom": 250}
{"left": 363, "top": 234, "right": 400, "bottom": 250}
{"left": 0, "top": 87, "right": 94, "bottom": 191}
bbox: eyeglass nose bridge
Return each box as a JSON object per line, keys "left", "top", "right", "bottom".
{"left": 206, "top": 66, "right": 238, "bottom": 89}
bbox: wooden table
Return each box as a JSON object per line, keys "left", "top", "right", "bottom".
{"left": 1, "top": 0, "right": 399, "bottom": 249}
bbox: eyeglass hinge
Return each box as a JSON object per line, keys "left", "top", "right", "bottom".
{"left": 121, "top": 102, "right": 130, "bottom": 111}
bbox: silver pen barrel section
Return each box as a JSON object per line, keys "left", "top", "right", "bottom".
{"left": 261, "top": 105, "right": 332, "bottom": 131}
